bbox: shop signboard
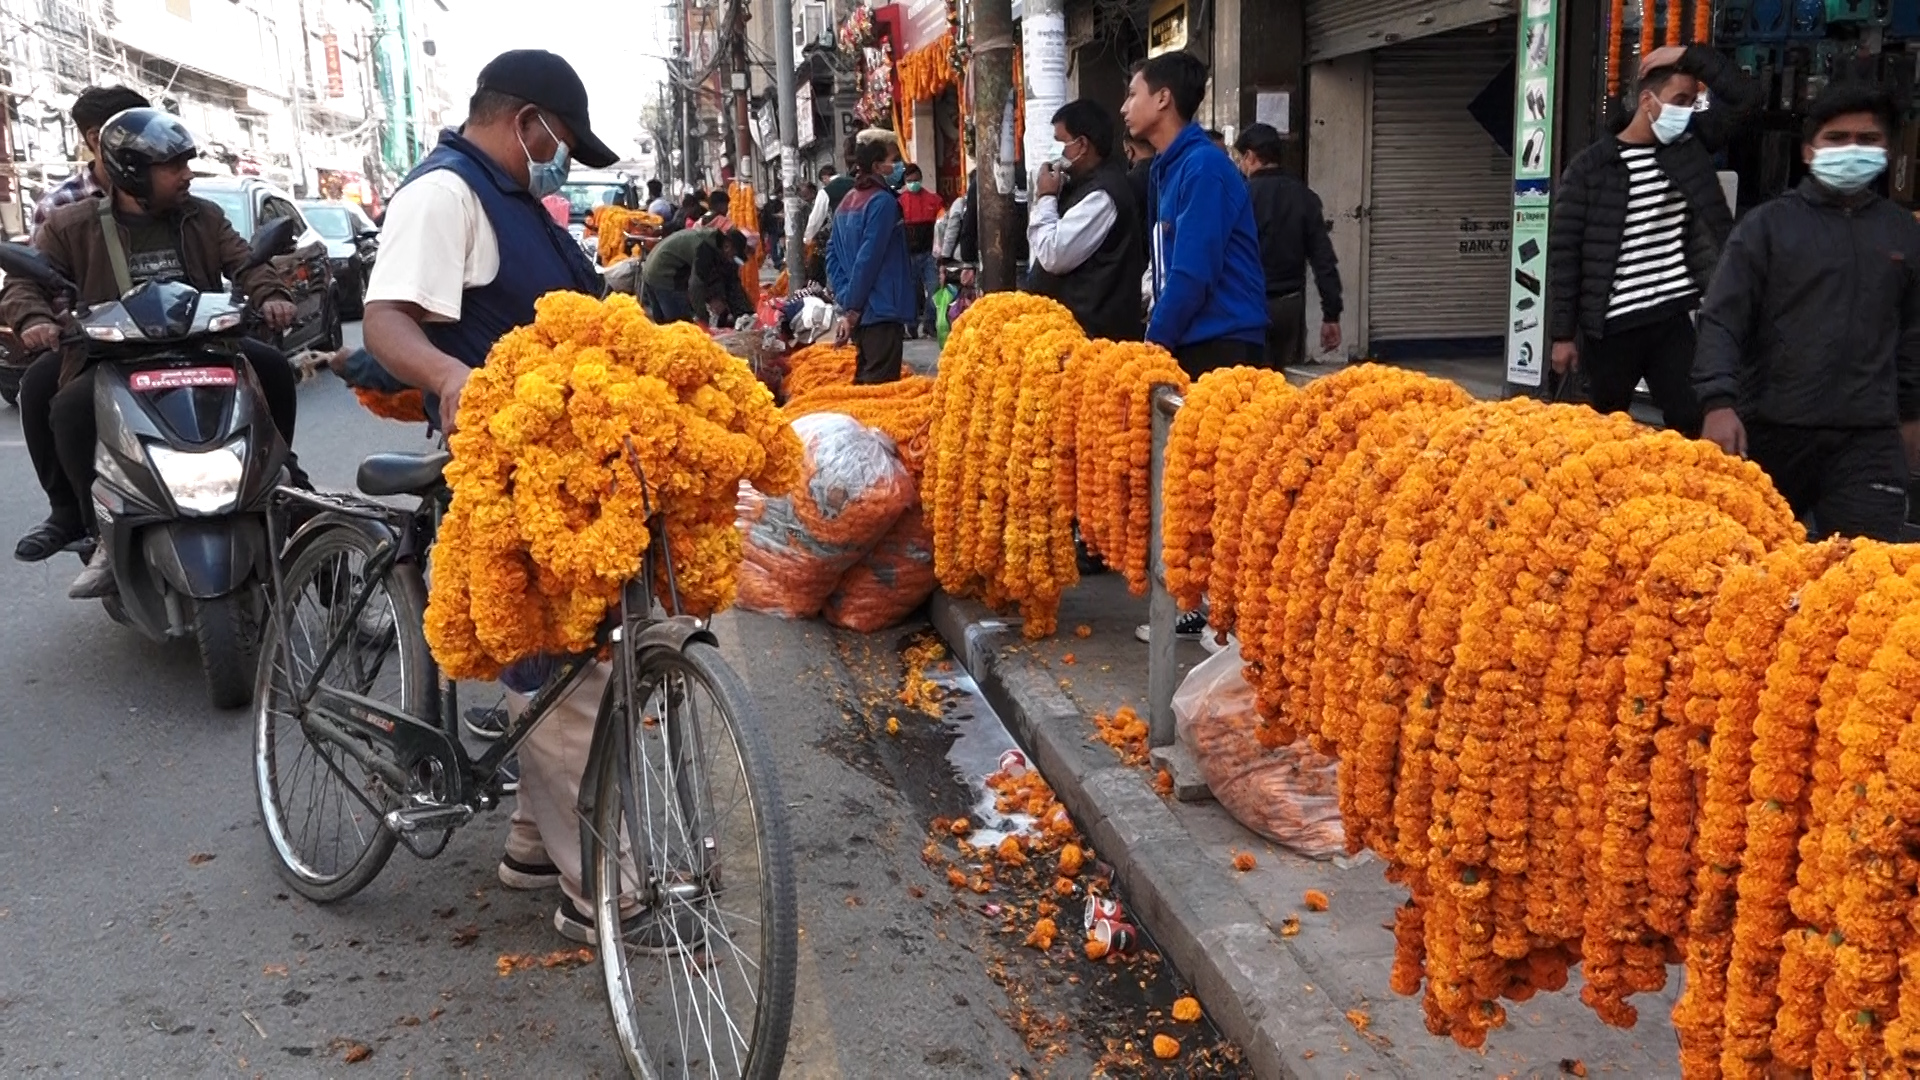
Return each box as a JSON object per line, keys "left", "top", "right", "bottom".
{"left": 1505, "top": 0, "right": 1557, "bottom": 390}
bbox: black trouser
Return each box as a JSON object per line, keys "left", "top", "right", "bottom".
{"left": 1583, "top": 312, "right": 1704, "bottom": 438}
{"left": 53, "top": 338, "right": 306, "bottom": 531}
{"left": 18, "top": 350, "right": 80, "bottom": 531}
{"left": 1173, "top": 338, "right": 1267, "bottom": 382}
{"left": 852, "top": 322, "right": 904, "bottom": 384}
{"left": 1747, "top": 421, "right": 1909, "bottom": 542}
{"left": 1266, "top": 292, "right": 1306, "bottom": 369}
{"left": 642, "top": 282, "right": 695, "bottom": 324}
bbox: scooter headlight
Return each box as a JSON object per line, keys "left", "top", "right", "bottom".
{"left": 207, "top": 312, "right": 244, "bottom": 333}
{"left": 147, "top": 437, "right": 246, "bottom": 515}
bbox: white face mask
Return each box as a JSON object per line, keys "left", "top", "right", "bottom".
{"left": 1651, "top": 100, "right": 1693, "bottom": 145}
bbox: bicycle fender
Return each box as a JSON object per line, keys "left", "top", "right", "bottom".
{"left": 278, "top": 511, "right": 395, "bottom": 575}
{"left": 633, "top": 616, "right": 719, "bottom": 656}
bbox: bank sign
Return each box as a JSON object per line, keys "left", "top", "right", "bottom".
{"left": 1505, "top": 0, "right": 1557, "bottom": 390}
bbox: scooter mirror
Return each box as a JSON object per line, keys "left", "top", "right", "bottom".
{"left": 0, "top": 243, "right": 76, "bottom": 295}
{"left": 241, "top": 218, "right": 300, "bottom": 273}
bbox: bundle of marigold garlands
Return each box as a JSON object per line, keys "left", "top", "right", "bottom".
{"left": 1161, "top": 361, "right": 1920, "bottom": 1075}
{"left": 922, "top": 293, "right": 1186, "bottom": 638}
{"left": 424, "top": 291, "right": 802, "bottom": 680}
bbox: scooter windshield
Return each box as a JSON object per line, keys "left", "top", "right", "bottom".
{"left": 118, "top": 280, "right": 201, "bottom": 341}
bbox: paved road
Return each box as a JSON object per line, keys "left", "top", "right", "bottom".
{"left": 0, "top": 325, "right": 1241, "bottom": 1078}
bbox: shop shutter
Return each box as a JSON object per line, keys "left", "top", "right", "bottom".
{"left": 1306, "top": 0, "right": 1518, "bottom": 61}
{"left": 1365, "top": 24, "right": 1515, "bottom": 350}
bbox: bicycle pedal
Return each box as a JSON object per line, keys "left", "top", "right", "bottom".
{"left": 384, "top": 802, "right": 473, "bottom": 833}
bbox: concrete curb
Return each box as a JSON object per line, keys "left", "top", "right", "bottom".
{"left": 931, "top": 593, "right": 1406, "bottom": 1080}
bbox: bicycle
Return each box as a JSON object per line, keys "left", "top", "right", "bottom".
{"left": 250, "top": 447, "right": 797, "bottom": 1079}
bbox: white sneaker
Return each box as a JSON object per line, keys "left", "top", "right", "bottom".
{"left": 68, "top": 545, "right": 115, "bottom": 600}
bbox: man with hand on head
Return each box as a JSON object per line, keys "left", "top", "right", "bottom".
{"left": 1026, "top": 98, "right": 1145, "bottom": 343}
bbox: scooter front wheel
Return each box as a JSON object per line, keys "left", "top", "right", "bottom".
{"left": 197, "top": 587, "right": 264, "bottom": 709}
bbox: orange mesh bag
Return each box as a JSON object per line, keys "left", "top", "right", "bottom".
{"left": 823, "top": 504, "right": 936, "bottom": 632}
{"left": 735, "top": 414, "right": 913, "bottom": 618}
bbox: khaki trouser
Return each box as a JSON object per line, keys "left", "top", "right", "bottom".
{"left": 503, "top": 661, "right": 608, "bottom": 912}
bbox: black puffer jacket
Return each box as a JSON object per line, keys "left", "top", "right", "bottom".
{"left": 1693, "top": 180, "right": 1920, "bottom": 429}
{"left": 1547, "top": 46, "right": 1758, "bottom": 343}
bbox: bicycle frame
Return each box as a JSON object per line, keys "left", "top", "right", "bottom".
{"left": 261, "top": 467, "right": 699, "bottom": 835}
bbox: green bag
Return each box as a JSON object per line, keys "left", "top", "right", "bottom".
{"left": 933, "top": 284, "right": 958, "bottom": 345}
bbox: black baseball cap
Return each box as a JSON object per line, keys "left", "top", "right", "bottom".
{"left": 476, "top": 49, "right": 618, "bottom": 169}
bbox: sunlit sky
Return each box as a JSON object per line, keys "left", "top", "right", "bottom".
{"left": 435, "top": 0, "right": 671, "bottom": 161}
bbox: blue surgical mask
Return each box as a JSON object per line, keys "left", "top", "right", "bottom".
{"left": 888, "top": 161, "right": 906, "bottom": 187}
{"left": 1809, "top": 145, "right": 1888, "bottom": 194}
{"left": 1651, "top": 101, "right": 1692, "bottom": 145}
{"left": 520, "top": 114, "right": 572, "bottom": 199}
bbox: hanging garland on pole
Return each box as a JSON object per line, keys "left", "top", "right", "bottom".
{"left": 1693, "top": 0, "right": 1711, "bottom": 44}
{"left": 1665, "top": 0, "right": 1681, "bottom": 45}
{"left": 1608, "top": 0, "right": 1627, "bottom": 94}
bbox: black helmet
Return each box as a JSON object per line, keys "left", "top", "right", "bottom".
{"left": 98, "top": 108, "right": 198, "bottom": 202}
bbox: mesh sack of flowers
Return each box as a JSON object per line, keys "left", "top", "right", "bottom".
{"left": 423, "top": 291, "right": 802, "bottom": 680}
{"left": 783, "top": 376, "right": 936, "bottom": 476}
{"left": 823, "top": 503, "right": 936, "bottom": 632}
{"left": 735, "top": 413, "right": 914, "bottom": 618}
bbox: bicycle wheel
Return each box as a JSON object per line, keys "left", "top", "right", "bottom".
{"left": 253, "top": 522, "right": 432, "bottom": 903}
{"left": 590, "top": 641, "right": 797, "bottom": 1080}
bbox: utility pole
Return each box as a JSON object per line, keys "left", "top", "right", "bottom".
{"left": 1020, "top": 0, "right": 1067, "bottom": 191}
{"left": 730, "top": 0, "right": 751, "bottom": 184}
{"left": 969, "top": 0, "right": 1017, "bottom": 290}
{"left": 771, "top": 0, "right": 803, "bottom": 274}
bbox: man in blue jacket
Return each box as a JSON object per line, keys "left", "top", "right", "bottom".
{"left": 827, "top": 128, "right": 915, "bottom": 383}
{"left": 1122, "top": 51, "right": 1268, "bottom": 378}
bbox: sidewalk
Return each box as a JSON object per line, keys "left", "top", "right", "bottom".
{"left": 931, "top": 575, "right": 1686, "bottom": 1080}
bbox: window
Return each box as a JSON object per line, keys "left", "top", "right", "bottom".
{"left": 259, "top": 196, "right": 301, "bottom": 229}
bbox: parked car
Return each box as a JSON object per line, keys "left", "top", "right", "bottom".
{"left": 298, "top": 199, "right": 378, "bottom": 318}
{"left": 193, "top": 175, "right": 341, "bottom": 353}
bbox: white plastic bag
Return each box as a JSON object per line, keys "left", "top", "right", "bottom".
{"left": 1174, "top": 640, "right": 1346, "bottom": 859}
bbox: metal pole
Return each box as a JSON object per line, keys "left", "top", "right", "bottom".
{"left": 731, "top": 3, "right": 751, "bottom": 184}
{"left": 1146, "top": 384, "right": 1183, "bottom": 748}
{"left": 1020, "top": 0, "right": 1067, "bottom": 194}
{"left": 969, "top": 0, "right": 1016, "bottom": 290}
{"left": 771, "top": 0, "right": 803, "bottom": 274}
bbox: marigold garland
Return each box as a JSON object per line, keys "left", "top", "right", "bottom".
{"left": 782, "top": 343, "right": 857, "bottom": 399}
{"left": 353, "top": 386, "right": 428, "bottom": 423}
{"left": 783, "top": 376, "right": 935, "bottom": 474}
{"left": 424, "top": 292, "right": 801, "bottom": 680}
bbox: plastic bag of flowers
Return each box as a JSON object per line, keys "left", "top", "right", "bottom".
{"left": 823, "top": 504, "right": 936, "bottom": 632}
{"left": 735, "top": 413, "right": 914, "bottom": 618}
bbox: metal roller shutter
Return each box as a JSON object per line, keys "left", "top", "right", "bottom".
{"left": 1306, "top": 0, "right": 1519, "bottom": 62}
{"left": 1366, "top": 25, "right": 1514, "bottom": 350}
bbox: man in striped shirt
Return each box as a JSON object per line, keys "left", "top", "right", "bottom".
{"left": 1547, "top": 45, "right": 1757, "bottom": 437}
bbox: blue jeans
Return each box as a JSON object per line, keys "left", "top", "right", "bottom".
{"left": 911, "top": 252, "right": 937, "bottom": 336}
{"left": 642, "top": 282, "right": 695, "bottom": 324}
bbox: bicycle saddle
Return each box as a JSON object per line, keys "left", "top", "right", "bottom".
{"left": 357, "top": 451, "right": 451, "bottom": 497}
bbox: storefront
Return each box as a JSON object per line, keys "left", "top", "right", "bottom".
{"left": 1303, "top": 8, "right": 1521, "bottom": 365}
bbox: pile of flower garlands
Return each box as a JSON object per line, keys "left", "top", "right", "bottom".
{"left": 780, "top": 343, "right": 856, "bottom": 399}
{"left": 352, "top": 386, "right": 426, "bottom": 423}
{"left": 425, "top": 292, "right": 802, "bottom": 680}
{"left": 727, "top": 180, "right": 762, "bottom": 306}
{"left": 783, "top": 375, "right": 935, "bottom": 474}
{"left": 924, "top": 293, "right": 1187, "bottom": 637}
{"left": 590, "top": 206, "right": 661, "bottom": 267}
{"left": 1164, "top": 362, "right": 1920, "bottom": 1074}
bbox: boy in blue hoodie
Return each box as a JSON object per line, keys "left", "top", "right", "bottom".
{"left": 1122, "top": 51, "right": 1269, "bottom": 379}
{"left": 828, "top": 128, "right": 915, "bottom": 383}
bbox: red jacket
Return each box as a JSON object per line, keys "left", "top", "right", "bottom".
{"left": 898, "top": 187, "right": 945, "bottom": 255}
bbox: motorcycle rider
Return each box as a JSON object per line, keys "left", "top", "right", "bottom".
{"left": 13, "top": 86, "right": 152, "bottom": 567}
{"left": 0, "top": 108, "right": 304, "bottom": 598}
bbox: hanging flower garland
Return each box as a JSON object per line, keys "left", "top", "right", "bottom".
{"left": 728, "top": 180, "right": 763, "bottom": 307}
{"left": 1609, "top": 0, "right": 1627, "bottom": 94}
{"left": 1694, "top": 0, "right": 1712, "bottom": 43}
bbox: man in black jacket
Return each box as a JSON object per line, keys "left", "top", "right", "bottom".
{"left": 1693, "top": 85, "right": 1920, "bottom": 542}
{"left": 1548, "top": 44, "right": 1757, "bottom": 437}
{"left": 1026, "top": 99, "right": 1145, "bottom": 342}
{"left": 1234, "top": 123, "right": 1341, "bottom": 366}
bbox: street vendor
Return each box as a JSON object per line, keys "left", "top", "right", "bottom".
{"left": 360, "top": 49, "right": 633, "bottom": 945}
{"left": 640, "top": 224, "right": 754, "bottom": 325}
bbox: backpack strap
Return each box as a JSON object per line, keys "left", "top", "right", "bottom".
{"left": 93, "top": 197, "right": 133, "bottom": 296}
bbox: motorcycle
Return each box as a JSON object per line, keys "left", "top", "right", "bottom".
{"left": 0, "top": 218, "right": 300, "bottom": 708}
